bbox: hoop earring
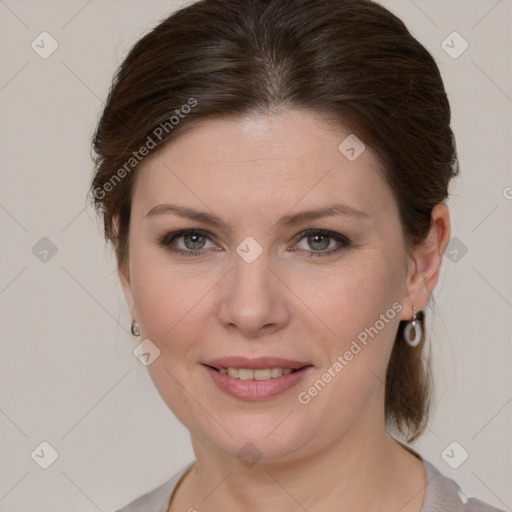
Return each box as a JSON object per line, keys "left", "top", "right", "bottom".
{"left": 130, "top": 320, "right": 141, "bottom": 337}
{"left": 404, "top": 307, "right": 422, "bottom": 347}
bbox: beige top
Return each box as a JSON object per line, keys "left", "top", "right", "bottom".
{"left": 114, "top": 454, "right": 505, "bottom": 512}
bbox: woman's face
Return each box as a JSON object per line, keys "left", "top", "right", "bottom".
{"left": 121, "top": 109, "right": 422, "bottom": 462}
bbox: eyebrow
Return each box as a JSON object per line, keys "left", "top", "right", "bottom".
{"left": 145, "top": 202, "right": 369, "bottom": 231}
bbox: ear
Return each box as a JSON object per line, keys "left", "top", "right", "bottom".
{"left": 399, "top": 203, "right": 451, "bottom": 321}
{"left": 112, "top": 215, "right": 137, "bottom": 321}
{"left": 119, "top": 261, "right": 137, "bottom": 321}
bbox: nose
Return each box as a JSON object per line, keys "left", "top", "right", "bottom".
{"left": 217, "top": 249, "right": 291, "bottom": 338}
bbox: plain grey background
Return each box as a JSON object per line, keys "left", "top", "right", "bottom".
{"left": 0, "top": 1, "right": 511, "bottom": 511}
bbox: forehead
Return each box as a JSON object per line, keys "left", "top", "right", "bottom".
{"left": 132, "top": 109, "right": 397, "bottom": 222}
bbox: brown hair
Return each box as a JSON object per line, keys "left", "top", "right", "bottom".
{"left": 90, "top": 0, "right": 459, "bottom": 442}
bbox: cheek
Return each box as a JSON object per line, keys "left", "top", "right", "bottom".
{"left": 290, "top": 257, "right": 404, "bottom": 350}
{"left": 292, "top": 264, "right": 403, "bottom": 426}
{"left": 128, "top": 240, "right": 224, "bottom": 371}
{"left": 128, "top": 253, "right": 215, "bottom": 423}
{"left": 132, "top": 262, "right": 210, "bottom": 346}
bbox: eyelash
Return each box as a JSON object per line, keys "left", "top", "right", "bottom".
{"left": 157, "top": 229, "right": 351, "bottom": 258}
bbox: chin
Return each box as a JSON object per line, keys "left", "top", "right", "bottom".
{"left": 192, "top": 411, "right": 317, "bottom": 462}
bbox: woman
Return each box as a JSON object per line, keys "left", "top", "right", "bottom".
{"left": 90, "top": 0, "right": 504, "bottom": 510}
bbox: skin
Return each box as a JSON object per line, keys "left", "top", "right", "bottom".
{"left": 119, "top": 109, "right": 451, "bottom": 512}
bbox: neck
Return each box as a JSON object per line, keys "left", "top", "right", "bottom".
{"left": 173, "top": 416, "right": 426, "bottom": 512}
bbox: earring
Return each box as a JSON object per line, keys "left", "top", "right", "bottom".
{"left": 130, "top": 320, "right": 141, "bottom": 337}
{"left": 404, "top": 307, "right": 422, "bottom": 347}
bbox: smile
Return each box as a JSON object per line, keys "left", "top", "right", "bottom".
{"left": 212, "top": 366, "right": 296, "bottom": 380}
{"left": 203, "top": 363, "right": 313, "bottom": 400}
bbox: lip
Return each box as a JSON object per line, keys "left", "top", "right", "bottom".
{"left": 202, "top": 358, "right": 313, "bottom": 401}
{"left": 203, "top": 356, "right": 311, "bottom": 370}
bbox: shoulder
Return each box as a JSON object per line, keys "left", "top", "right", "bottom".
{"left": 113, "top": 461, "right": 195, "bottom": 512}
{"left": 421, "top": 458, "right": 506, "bottom": 512}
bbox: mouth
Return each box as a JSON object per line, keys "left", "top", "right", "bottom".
{"left": 201, "top": 357, "right": 313, "bottom": 400}
{"left": 204, "top": 365, "right": 308, "bottom": 381}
